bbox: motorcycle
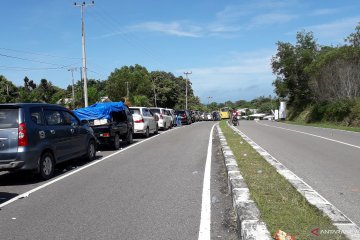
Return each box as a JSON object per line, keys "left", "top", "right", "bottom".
{"left": 232, "top": 115, "right": 238, "bottom": 126}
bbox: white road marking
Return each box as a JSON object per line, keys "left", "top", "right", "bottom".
{"left": 257, "top": 121, "right": 360, "bottom": 150}
{"left": 0, "top": 126, "right": 182, "bottom": 209}
{"left": 198, "top": 124, "right": 216, "bottom": 240}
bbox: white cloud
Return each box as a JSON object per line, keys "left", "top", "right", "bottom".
{"left": 176, "top": 50, "right": 276, "bottom": 102}
{"left": 128, "top": 21, "right": 202, "bottom": 38}
{"left": 311, "top": 8, "right": 338, "bottom": 16}
{"left": 248, "top": 13, "right": 297, "bottom": 29}
{"left": 301, "top": 17, "right": 360, "bottom": 43}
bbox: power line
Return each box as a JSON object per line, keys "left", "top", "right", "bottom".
{"left": 0, "top": 47, "right": 81, "bottom": 60}
{"left": 0, "top": 53, "right": 78, "bottom": 68}
{"left": 0, "top": 65, "right": 67, "bottom": 71}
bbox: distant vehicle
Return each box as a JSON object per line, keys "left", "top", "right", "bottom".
{"left": 220, "top": 107, "right": 230, "bottom": 119}
{"left": 175, "top": 110, "right": 192, "bottom": 125}
{"left": 232, "top": 115, "right": 238, "bottom": 126}
{"left": 74, "top": 102, "right": 134, "bottom": 150}
{"left": 263, "top": 115, "right": 275, "bottom": 120}
{"left": 149, "top": 107, "right": 172, "bottom": 130}
{"left": 165, "top": 108, "right": 176, "bottom": 127}
{"left": 0, "top": 103, "right": 97, "bottom": 180}
{"left": 130, "top": 107, "right": 158, "bottom": 137}
{"left": 249, "top": 113, "right": 266, "bottom": 120}
{"left": 205, "top": 112, "right": 212, "bottom": 121}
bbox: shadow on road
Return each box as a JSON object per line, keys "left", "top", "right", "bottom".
{"left": 0, "top": 192, "right": 19, "bottom": 204}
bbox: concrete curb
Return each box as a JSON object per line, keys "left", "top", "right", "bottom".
{"left": 228, "top": 122, "right": 360, "bottom": 240}
{"left": 216, "top": 125, "right": 272, "bottom": 240}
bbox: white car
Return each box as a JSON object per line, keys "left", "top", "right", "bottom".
{"left": 129, "top": 107, "right": 158, "bottom": 138}
{"left": 149, "top": 107, "right": 172, "bottom": 130}
{"left": 165, "top": 108, "right": 176, "bottom": 126}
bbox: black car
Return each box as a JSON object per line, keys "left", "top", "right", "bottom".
{"left": 175, "top": 110, "right": 192, "bottom": 125}
{"left": 74, "top": 102, "right": 134, "bottom": 150}
{"left": 0, "top": 103, "right": 97, "bottom": 180}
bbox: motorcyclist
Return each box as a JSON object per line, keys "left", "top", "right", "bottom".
{"left": 231, "top": 109, "right": 238, "bottom": 126}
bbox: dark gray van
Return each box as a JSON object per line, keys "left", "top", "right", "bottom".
{"left": 0, "top": 103, "right": 97, "bottom": 180}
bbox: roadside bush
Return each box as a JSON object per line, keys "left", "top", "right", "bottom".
{"left": 323, "top": 100, "right": 353, "bottom": 122}
{"left": 307, "top": 103, "right": 328, "bottom": 122}
{"left": 349, "top": 99, "right": 360, "bottom": 126}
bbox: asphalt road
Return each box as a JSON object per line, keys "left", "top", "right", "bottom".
{"left": 0, "top": 122, "right": 236, "bottom": 240}
{"left": 236, "top": 120, "right": 360, "bottom": 226}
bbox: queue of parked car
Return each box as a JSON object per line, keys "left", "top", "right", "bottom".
{"left": 0, "top": 102, "right": 221, "bottom": 180}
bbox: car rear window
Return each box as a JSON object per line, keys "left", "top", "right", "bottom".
{"left": 150, "top": 109, "right": 160, "bottom": 114}
{"left": 0, "top": 108, "right": 19, "bottom": 128}
{"left": 175, "top": 111, "right": 186, "bottom": 115}
{"left": 130, "top": 108, "right": 141, "bottom": 115}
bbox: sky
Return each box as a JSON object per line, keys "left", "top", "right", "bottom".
{"left": 1, "top": 0, "right": 360, "bottom": 103}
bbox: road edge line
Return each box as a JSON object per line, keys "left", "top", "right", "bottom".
{"left": 228, "top": 122, "right": 360, "bottom": 240}
{"left": 198, "top": 124, "right": 216, "bottom": 240}
{"left": 217, "top": 125, "right": 271, "bottom": 240}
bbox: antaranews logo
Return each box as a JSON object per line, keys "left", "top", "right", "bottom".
{"left": 310, "top": 227, "right": 360, "bottom": 236}
{"left": 310, "top": 228, "right": 320, "bottom": 236}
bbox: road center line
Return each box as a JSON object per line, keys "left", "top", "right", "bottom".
{"left": 256, "top": 121, "right": 360, "bottom": 150}
{"left": 198, "top": 124, "right": 216, "bottom": 240}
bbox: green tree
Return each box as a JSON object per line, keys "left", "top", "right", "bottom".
{"left": 106, "top": 64, "right": 151, "bottom": 102}
{"left": 0, "top": 75, "right": 18, "bottom": 103}
{"left": 131, "top": 95, "right": 151, "bottom": 107}
{"left": 35, "top": 79, "right": 57, "bottom": 103}
{"left": 272, "top": 31, "right": 318, "bottom": 108}
{"left": 345, "top": 22, "right": 360, "bottom": 47}
{"left": 17, "top": 76, "right": 38, "bottom": 102}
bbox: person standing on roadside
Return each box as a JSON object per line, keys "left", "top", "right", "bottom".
{"left": 176, "top": 114, "right": 182, "bottom": 127}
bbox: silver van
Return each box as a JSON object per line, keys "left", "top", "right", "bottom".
{"left": 0, "top": 103, "right": 97, "bottom": 180}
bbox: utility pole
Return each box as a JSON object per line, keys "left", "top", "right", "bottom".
{"left": 207, "top": 96, "right": 212, "bottom": 105}
{"left": 125, "top": 81, "right": 129, "bottom": 100}
{"left": 68, "top": 68, "right": 77, "bottom": 108}
{"left": 74, "top": 1, "right": 94, "bottom": 107}
{"left": 152, "top": 78, "right": 157, "bottom": 107}
{"left": 183, "top": 71, "right": 192, "bottom": 110}
{"left": 80, "top": 67, "right": 84, "bottom": 107}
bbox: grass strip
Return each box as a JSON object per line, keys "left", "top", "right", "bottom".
{"left": 220, "top": 121, "right": 347, "bottom": 240}
{"left": 284, "top": 121, "right": 360, "bottom": 133}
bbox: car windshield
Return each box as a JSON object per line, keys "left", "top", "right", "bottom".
{"left": 0, "top": 108, "right": 19, "bottom": 129}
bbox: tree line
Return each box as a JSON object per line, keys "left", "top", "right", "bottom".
{"left": 0, "top": 64, "right": 202, "bottom": 110}
{"left": 271, "top": 23, "right": 360, "bottom": 126}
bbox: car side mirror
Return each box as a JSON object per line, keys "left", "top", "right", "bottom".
{"left": 81, "top": 120, "right": 89, "bottom": 125}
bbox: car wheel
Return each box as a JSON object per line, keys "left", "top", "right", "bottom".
{"left": 113, "top": 133, "right": 120, "bottom": 150}
{"left": 127, "top": 131, "right": 133, "bottom": 145}
{"left": 86, "top": 140, "right": 96, "bottom": 161}
{"left": 144, "top": 127, "right": 149, "bottom": 138}
{"left": 39, "top": 152, "right": 55, "bottom": 180}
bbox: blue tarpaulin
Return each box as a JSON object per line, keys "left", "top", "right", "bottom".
{"left": 73, "top": 102, "right": 126, "bottom": 120}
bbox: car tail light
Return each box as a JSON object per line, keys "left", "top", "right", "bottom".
{"left": 100, "top": 133, "right": 110, "bottom": 137}
{"left": 134, "top": 118, "right": 144, "bottom": 123}
{"left": 18, "top": 123, "right": 28, "bottom": 146}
